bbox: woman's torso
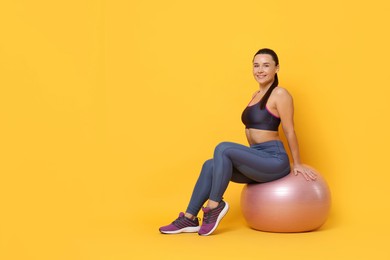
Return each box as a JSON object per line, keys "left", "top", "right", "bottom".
{"left": 243, "top": 88, "right": 281, "bottom": 145}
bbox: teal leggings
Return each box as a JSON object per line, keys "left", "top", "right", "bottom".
{"left": 186, "top": 140, "right": 290, "bottom": 215}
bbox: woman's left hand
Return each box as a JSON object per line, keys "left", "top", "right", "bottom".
{"left": 292, "top": 164, "right": 317, "bottom": 181}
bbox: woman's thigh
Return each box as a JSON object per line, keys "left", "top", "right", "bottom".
{"left": 217, "top": 142, "right": 290, "bottom": 183}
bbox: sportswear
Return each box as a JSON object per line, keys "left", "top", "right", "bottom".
{"left": 241, "top": 100, "right": 280, "bottom": 131}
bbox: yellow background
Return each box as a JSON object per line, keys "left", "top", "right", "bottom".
{"left": 1, "top": 0, "right": 390, "bottom": 259}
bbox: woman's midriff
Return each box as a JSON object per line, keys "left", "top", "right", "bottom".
{"left": 245, "top": 128, "right": 280, "bottom": 145}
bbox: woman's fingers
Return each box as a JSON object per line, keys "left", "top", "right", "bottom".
{"left": 307, "top": 169, "right": 317, "bottom": 180}
{"left": 294, "top": 166, "right": 317, "bottom": 181}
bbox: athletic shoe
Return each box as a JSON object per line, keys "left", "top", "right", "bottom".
{"left": 198, "top": 201, "right": 229, "bottom": 236}
{"left": 159, "top": 212, "right": 200, "bottom": 234}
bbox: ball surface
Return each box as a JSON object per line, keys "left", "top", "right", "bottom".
{"left": 241, "top": 167, "right": 331, "bottom": 232}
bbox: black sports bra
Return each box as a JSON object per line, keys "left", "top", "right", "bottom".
{"left": 241, "top": 100, "right": 281, "bottom": 131}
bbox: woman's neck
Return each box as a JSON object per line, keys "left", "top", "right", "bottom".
{"left": 258, "top": 83, "right": 272, "bottom": 94}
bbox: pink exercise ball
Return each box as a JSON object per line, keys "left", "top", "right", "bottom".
{"left": 241, "top": 166, "right": 331, "bottom": 232}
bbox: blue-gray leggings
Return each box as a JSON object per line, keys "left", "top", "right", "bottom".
{"left": 186, "top": 140, "right": 291, "bottom": 216}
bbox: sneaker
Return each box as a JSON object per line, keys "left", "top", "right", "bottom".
{"left": 159, "top": 212, "right": 200, "bottom": 234}
{"left": 198, "top": 201, "right": 229, "bottom": 236}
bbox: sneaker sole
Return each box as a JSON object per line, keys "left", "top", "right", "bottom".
{"left": 159, "top": 226, "right": 200, "bottom": 234}
{"left": 199, "top": 201, "right": 229, "bottom": 236}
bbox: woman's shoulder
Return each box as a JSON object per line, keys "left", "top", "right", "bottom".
{"left": 272, "top": 86, "right": 292, "bottom": 98}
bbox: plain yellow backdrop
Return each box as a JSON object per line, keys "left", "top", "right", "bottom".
{"left": 1, "top": 0, "right": 390, "bottom": 259}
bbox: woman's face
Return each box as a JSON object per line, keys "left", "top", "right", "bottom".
{"left": 252, "top": 54, "right": 279, "bottom": 86}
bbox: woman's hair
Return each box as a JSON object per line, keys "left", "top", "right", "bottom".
{"left": 253, "top": 48, "right": 279, "bottom": 109}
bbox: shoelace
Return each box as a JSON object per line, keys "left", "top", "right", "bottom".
{"left": 173, "top": 216, "right": 198, "bottom": 225}
{"left": 172, "top": 216, "right": 185, "bottom": 225}
{"left": 203, "top": 209, "right": 214, "bottom": 224}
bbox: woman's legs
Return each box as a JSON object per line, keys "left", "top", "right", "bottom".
{"left": 185, "top": 141, "right": 290, "bottom": 216}
{"left": 210, "top": 141, "right": 290, "bottom": 202}
{"left": 185, "top": 159, "right": 214, "bottom": 216}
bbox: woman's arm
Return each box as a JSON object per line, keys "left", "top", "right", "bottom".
{"left": 275, "top": 88, "right": 317, "bottom": 180}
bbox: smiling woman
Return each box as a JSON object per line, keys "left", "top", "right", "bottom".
{"left": 252, "top": 51, "right": 279, "bottom": 91}
{"left": 159, "top": 48, "right": 317, "bottom": 236}
{"left": 1, "top": 0, "right": 390, "bottom": 258}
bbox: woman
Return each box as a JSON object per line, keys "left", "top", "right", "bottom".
{"left": 159, "top": 48, "right": 317, "bottom": 236}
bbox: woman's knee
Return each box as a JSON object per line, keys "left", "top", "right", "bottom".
{"left": 214, "top": 141, "right": 236, "bottom": 156}
{"left": 200, "top": 159, "right": 213, "bottom": 176}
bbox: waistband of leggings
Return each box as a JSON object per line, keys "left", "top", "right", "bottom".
{"left": 250, "top": 140, "right": 284, "bottom": 149}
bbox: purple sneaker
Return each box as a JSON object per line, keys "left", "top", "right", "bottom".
{"left": 198, "top": 201, "right": 229, "bottom": 236}
{"left": 159, "top": 212, "right": 200, "bottom": 234}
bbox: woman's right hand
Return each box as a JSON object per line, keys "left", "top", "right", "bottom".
{"left": 292, "top": 164, "right": 317, "bottom": 181}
